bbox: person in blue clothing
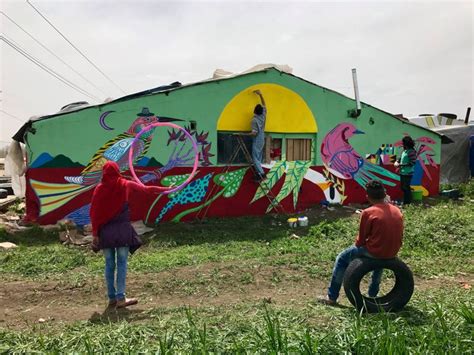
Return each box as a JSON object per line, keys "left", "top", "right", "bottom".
{"left": 250, "top": 90, "right": 267, "bottom": 181}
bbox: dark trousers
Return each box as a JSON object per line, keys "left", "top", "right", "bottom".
{"left": 400, "top": 174, "right": 413, "bottom": 204}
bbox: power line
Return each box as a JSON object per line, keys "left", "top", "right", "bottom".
{"left": 1, "top": 11, "right": 109, "bottom": 97}
{"left": 26, "top": 0, "right": 126, "bottom": 94}
{"left": 0, "top": 110, "right": 25, "bottom": 122}
{"left": 1, "top": 35, "right": 101, "bottom": 101}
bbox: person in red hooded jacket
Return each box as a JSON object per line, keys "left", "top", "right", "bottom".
{"left": 90, "top": 161, "right": 156, "bottom": 308}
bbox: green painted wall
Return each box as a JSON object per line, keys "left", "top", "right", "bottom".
{"left": 26, "top": 68, "right": 441, "bottom": 166}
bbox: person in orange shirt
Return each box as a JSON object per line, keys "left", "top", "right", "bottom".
{"left": 319, "top": 180, "right": 404, "bottom": 305}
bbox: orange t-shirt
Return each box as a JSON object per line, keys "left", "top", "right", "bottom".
{"left": 355, "top": 203, "right": 403, "bottom": 258}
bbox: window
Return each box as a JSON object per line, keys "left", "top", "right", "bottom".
{"left": 217, "top": 132, "right": 253, "bottom": 164}
{"left": 266, "top": 137, "right": 282, "bottom": 163}
{"left": 286, "top": 138, "right": 312, "bottom": 161}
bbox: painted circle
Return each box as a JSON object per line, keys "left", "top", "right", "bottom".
{"left": 128, "top": 122, "right": 199, "bottom": 194}
{"left": 217, "top": 83, "right": 317, "bottom": 133}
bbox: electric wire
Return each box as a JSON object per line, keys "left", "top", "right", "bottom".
{"left": 1, "top": 11, "right": 109, "bottom": 97}
{"left": 1, "top": 35, "right": 101, "bottom": 101}
{"left": 26, "top": 0, "right": 126, "bottom": 94}
{"left": 0, "top": 110, "right": 26, "bottom": 122}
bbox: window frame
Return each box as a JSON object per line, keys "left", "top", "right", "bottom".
{"left": 216, "top": 131, "right": 317, "bottom": 166}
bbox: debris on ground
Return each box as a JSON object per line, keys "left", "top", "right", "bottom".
{"left": 58, "top": 220, "right": 93, "bottom": 246}
{"left": 131, "top": 220, "right": 154, "bottom": 235}
{"left": 0, "top": 213, "right": 33, "bottom": 233}
{"left": 289, "top": 233, "right": 301, "bottom": 240}
{"left": 0, "top": 196, "right": 20, "bottom": 212}
{"left": 0, "top": 241, "right": 17, "bottom": 249}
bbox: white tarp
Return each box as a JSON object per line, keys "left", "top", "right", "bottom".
{"left": 212, "top": 63, "right": 293, "bottom": 79}
{"left": 4, "top": 141, "right": 26, "bottom": 197}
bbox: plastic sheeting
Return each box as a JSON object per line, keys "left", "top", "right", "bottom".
{"left": 4, "top": 141, "right": 26, "bottom": 197}
{"left": 433, "top": 125, "right": 474, "bottom": 184}
{"left": 212, "top": 63, "right": 293, "bottom": 79}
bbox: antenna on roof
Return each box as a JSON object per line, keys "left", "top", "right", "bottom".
{"left": 349, "top": 68, "right": 362, "bottom": 118}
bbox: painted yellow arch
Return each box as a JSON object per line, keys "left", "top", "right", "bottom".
{"left": 217, "top": 83, "right": 317, "bottom": 133}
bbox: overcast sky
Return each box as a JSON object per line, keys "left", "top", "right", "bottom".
{"left": 1, "top": 0, "right": 472, "bottom": 144}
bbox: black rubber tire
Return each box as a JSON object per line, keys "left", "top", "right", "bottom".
{"left": 343, "top": 257, "right": 414, "bottom": 313}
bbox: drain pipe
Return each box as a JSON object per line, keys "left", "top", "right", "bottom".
{"left": 349, "top": 68, "right": 362, "bottom": 118}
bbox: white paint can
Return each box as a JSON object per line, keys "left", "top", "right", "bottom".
{"left": 298, "top": 216, "right": 308, "bottom": 227}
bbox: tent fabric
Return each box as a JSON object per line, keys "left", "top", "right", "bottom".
{"left": 4, "top": 141, "right": 26, "bottom": 197}
{"left": 433, "top": 125, "right": 474, "bottom": 184}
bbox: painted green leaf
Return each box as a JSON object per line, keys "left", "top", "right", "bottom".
{"left": 160, "top": 173, "right": 191, "bottom": 199}
{"left": 251, "top": 160, "right": 286, "bottom": 203}
{"left": 213, "top": 167, "right": 248, "bottom": 198}
{"left": 266, "top": 160, "right": 310, "bottom": 213}
{"left": 292, "top": 161, "right": 311, "bottom": 208}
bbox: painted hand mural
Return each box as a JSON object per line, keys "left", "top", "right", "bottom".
{"left": 320, "top": 123, "right": 399, "bottom": 189}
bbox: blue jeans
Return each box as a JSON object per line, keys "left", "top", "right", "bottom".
{"left": 103, "top": 247, "right": 129, "bottom": 301}
{"left": 328, "top": 245, "right": 383, "bottom": 301}
{"left": 252, "top": 137, "right": 264, "bottom": 175}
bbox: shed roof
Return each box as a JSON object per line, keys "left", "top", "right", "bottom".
{"left": 13, "top": 65, "right": 443, "bottom": 142}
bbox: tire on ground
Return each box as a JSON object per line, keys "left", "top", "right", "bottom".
{"left": 343, "top": 257, "right": 414, "bottom": 313}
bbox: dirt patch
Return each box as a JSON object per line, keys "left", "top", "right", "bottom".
{"left": 0, "top": 263, "right": 325, "bottom": 329}
{"left": 1, "top": 261, "right": 472, "bottom": 329}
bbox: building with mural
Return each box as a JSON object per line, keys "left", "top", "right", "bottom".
{"left": 13, "top": 66, "right": 443, "bottom": 226}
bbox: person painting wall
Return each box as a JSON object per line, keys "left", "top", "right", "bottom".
{"left": 249, "top": 90, "right": 267, "bottom": 181}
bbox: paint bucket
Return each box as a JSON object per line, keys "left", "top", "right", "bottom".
{"left": 411, "top": 190, "right": 423, "bottom": 202}
{"left": 287, "top": 218, "right": 298, "bottom": 228}
{"left": 298, "top": 216, "right": 308, "bottom": 227}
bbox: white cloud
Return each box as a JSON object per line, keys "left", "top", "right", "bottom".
{"left": 1, "top": 0, "right": 472, "bottom": 143}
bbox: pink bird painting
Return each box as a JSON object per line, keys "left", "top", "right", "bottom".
{"left": 321, "top": 123, "right": 399, "bottom": 188}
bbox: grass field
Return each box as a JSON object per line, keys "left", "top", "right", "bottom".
{"left": 1, "top": 182, "right": 473, "bottom": 353}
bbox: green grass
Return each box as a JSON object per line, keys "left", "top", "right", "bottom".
{"left": 1, "top": 289, "right": 472, "bottom": 353}
{"left": 1, "top": 180, "right": 473, "bottom": 352}
{"left": 2, "top": 200, "right": 472, "bottom": 279}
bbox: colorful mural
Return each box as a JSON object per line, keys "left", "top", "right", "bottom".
{"left": 394, "top": 135, "right": 437, "bottom": 196}
{"left": 321, "top": 123, "right": 399, "bottom": 188}
{"left": 30, "top": 107, "right": 215, "bottom": 225}
{"left": 21, "top": 68, "right": 441, "bottom": 226}
{"left": 217, "top": 83, "right": 318, "bottom": 133}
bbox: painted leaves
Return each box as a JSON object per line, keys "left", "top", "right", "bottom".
{"left": 251, "top": 160, "right": 286, "bottom": 203}
{"left": 213, "top": 168, "right": 248, "bottom": 198}
{"left": 160, "top": 173, "right": 192, "bottom": 198}
{"left": 251, "top": 160, "right": 311, "bottom": 212}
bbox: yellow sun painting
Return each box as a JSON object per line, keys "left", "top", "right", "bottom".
{"left": 217, "top": 83, "right": 317, "bottom": 133}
